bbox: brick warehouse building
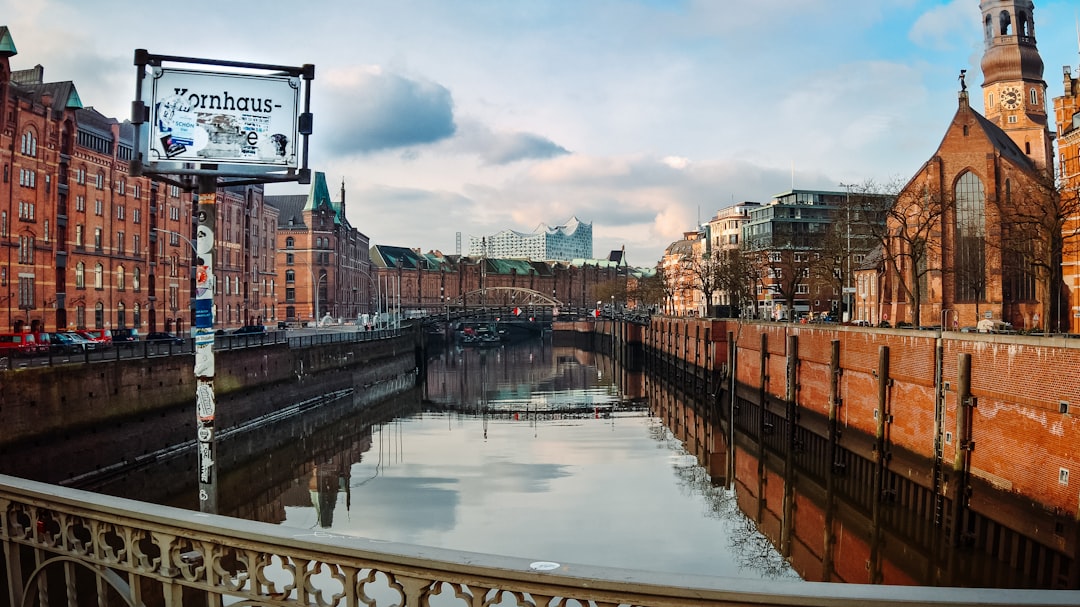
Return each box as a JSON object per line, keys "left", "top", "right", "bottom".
{"left": 0, "top": 29, "right": 279, "bottom": 334}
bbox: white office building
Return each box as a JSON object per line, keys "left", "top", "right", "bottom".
{"left": 469, "top": 217, "right": 592, "bottom": 261}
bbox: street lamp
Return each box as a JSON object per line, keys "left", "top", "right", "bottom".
{"left": 311, "top": 267, "right": 327, "bottom": 331}
{"left": 838, "top": 183, "right": 854, "bottom": 323}
{"left": 154, "top": 227, "right": 198, "bottom": 334}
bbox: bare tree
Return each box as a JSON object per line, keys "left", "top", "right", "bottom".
{"left": 715, "top": 248, "right": 757, "bottom": 318}
{"left": 854, "top": 178, "right": 943, "bottom": 326}
{"left": 996, "top": 174, "right": 1078, "bottom": 332}
{"left": 632, "top": 270, "right": 668, "bottom": 312}
{"left": 744, "top": 239, "right": 816, "bottom": 321}
{"left": 682, "top": 248, "right": 724, "bottom": 317}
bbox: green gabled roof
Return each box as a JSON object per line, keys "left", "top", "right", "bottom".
{"left": 485, "top": 258, "right": 537, "bottom": 275}
{"left": 304, "top": 172, "right": 343, "bottom": 224}
{"left": 0, "top": 27, "right": 16, "bottom": 57}
{"left": 66, "top": 87, "right": 82, "bottom": 109}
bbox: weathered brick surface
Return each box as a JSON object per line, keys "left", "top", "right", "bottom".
{"left": 646, "top": 319, "right": 1080, "bottom": 514}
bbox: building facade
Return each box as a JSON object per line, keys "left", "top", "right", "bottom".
{"left": 468, "top": 217, "right": 592, "bottom": 261}
{"left": 1054, "top": 61, "right": 1080, "bottom": 332}
{"left": 266, "top": 173, "right": 370, "bottom": 325}
{"left": 0, "top": 30, "right": 280, "bottom": 335}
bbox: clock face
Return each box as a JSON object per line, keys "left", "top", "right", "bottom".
{"left": 1001, "top": 86, "right": 1021, "bottom": 110}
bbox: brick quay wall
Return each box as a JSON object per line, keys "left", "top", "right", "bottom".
{"left": 565, "top": 318, "right": 1080, "bottom": 519}
{"left": 0, "top": 333, "right": 422, "bottom": 484}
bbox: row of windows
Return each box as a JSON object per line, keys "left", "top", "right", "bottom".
{"left": 73, "top": 262, "right": 142, "bottom": 291}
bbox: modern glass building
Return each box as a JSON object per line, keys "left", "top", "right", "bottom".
{"left": 469, "top": 217, "right": 592, "bottom": 261}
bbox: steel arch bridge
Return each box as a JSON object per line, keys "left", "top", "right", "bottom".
{"left": 451, "top": 287, "right": 564, "bottom": 309}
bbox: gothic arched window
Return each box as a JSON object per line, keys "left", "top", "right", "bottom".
{"left": 954, "top": 171, "right": 986, "bottom": 301}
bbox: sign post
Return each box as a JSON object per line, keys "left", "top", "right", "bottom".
{"left": 131, "top": 51, "right": 313, "bottom": 514}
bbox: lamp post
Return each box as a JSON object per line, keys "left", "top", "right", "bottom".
{"left": 310, "top": 267, "right": 326, "bottom": 331}
{"left": 154, "top": 227, "right": 198, "bottom": 334}
{"left": 838, "top": 183, "right": 854, "bottom": 323}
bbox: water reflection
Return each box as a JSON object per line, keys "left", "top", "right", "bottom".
{"left": 73, "top": 335, "right": 1077, "bottom": 588}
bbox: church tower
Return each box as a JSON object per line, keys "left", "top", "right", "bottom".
{"left": 979, "top": 0, "right": 1054, "bottom": 172}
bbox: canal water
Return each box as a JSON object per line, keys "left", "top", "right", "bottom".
{"left": 74, "top": 335, "right": 1075, "bottom": 589}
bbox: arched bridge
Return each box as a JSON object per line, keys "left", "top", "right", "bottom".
{"left": 450, "top": 287, "right": 563, "bottom": 309}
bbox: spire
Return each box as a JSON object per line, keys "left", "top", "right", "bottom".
{"left": 0, "top": 27, "right": 16, "bottom": 58}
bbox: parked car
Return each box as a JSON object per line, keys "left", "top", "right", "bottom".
{"left": 38, "top": 332, "right": 87, "bottom": 355}
{"left": 111, "top": 328, "right": 140, "bottom": 343}
{"left": 60, "top": 331, "right": 100, "bottom": 351}
{"left": 0, "top": 332, "right": 42, "bottom": 357}
{"left": 144, "top": 331, "right": 184, "bottom": 346}
{"left": 77, "top": 329, "right": 113, "bottom": 348}
{"left": 232, "top": 324, "right": 266, "bottom": 335}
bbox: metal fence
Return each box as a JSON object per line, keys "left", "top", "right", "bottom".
{"left": 0, "top": 328, "right": 403, "bottom": 371}
{"left": 3, "top": 474, "right": 1076, "bottom": 607}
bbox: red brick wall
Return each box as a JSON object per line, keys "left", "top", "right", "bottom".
{"left": 645, "top": 318, "right": 1080, "bottom": 515}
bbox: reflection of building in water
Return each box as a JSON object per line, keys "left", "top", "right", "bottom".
{"left": 648, "top": 373, "right": 1080, "bottom": 589}
{"left": 426, "top": 339, "right": 640, "bottom": 416}
{"left": 310, "top": 460, "right": 351, "bottom": 528}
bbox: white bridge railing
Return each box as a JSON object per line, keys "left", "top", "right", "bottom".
{"left": 2, "top": 474, "right": 1076, "bottom": 607}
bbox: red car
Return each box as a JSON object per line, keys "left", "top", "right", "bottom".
{"left": 0, "top": 332, "right": 43, "bottom": 357}
{"left": 77, "top": 329, "right": 113, "bottom": 348}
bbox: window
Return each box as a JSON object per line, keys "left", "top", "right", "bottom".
{"left": 75, "top": 224, "right": 84, "bottom": 247}
{"left": 75, "top": 262, "right": 85, "bottom": 288}
{"left": 954, "top": 171, "right": 987, "bottom": 301}
{"left": 95, "top": 172, "right": 104, "bottom": 189}
{"left": 19, "top": 235, "right": 34, "bottom": 264}
{"left": 133, "top": 183, "right": 141, "bottom": 198}
{"left": 76, "top": 305, "right": 85, "bottom": 329}
{"left": 95, "top": 302, "right": 104, "bottom": 329}
{"left": 1008, "top": 115, "right": 1018, "bottom": 124}
{"left": 769, "top": 252, "right": 782, "bottom": 263}
{"left": 133, "top": 266, "right": 141, "bottom": 291}
{"left": 19, "top": 168, "right": 36, "bottom": 188}
{"left": 169, "top": 185, "right": 180, "bottom": 198}
{"left": 18, "top": 201, "right": 35, "bottom": 220}
{"left": 75, "top": 195, "right": 85, "bottom": 212}
{"left": 18, "top": 276, "right": 34, "bottom": 309}
{"left": 20, "top": 130, "right": 37, "bottom": 156}
{"left": 117, "top": 178, "right": 126, "bottom": 195}
{"left": 796, "top": 284, "right": 810, "bottom": 294}
{"left": 116, "top": 265, "right": 125, "bottom": 291}
{"left": 44, "top": 220, "right": 49, "bottom": 242}
{"left": 1030, "top": 88, "right": 1038, "bottom": 106}
{"left": 132, "top": 208, "right": 141, "bottom": 224}
{"left": 117, "top": 205, "right": 125, "bottom": 220}
{"left": 285, "top": 237, "right": 294, "bottom": 249}
{"left": 169, "top": 206, "right": 180, "bottom": 221}
{"left": 75, "top": 167, "right": 86, "bottom": 185}
{"left": 0, "top": 211, "right": 5, "bottom": 237}
{"left": 94, "top": 227, "right": 102, "bottom": 251}
{"left": 133, "top": 234, "right": 140, "bottom": 256}
{"left": 95, "top": 199, "right": 103, "bottom": 215}
{"left": 285, "top": 270, "right": 295, "bottom": 283}
{"left": 286, "top": 253, "right": 294, "bottom": 265}
{"left": 133, "top": 303, "right": 141, "bottom": 328}
{"left": 94, "top": 263, "right": 104, "bottom": 289}
{"left": 116, "top": 231, "right": 125, "bottom": 255}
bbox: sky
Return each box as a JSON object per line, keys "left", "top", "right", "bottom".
{"left": 4, "top": 0, "right": 1079, "bottom": 265}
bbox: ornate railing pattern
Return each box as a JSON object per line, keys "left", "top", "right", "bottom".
{"left": 2, "top": 475, "right": 1076, "bottom": 607}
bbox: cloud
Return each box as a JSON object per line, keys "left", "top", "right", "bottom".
{"left": 448, "top": 119, "right": 569, "bottom": 165}
{"left": 318, "top": 66, "right": 456, "bottom": 156}
{"left": 909, "top": 0, "right": 981, "bottom": 52}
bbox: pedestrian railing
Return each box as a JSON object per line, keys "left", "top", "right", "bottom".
{"left": 0, "top": 328, "right": 404, "bottom": 371}
{"left": 2, "top": 475, "right": 1076, "bottom": 607}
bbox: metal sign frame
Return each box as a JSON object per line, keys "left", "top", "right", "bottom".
{"left": 129, "top": 49, "right": 314, "bottom": 188}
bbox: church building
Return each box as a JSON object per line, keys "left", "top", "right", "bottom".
{"left": 880, "top": 0, "right": 1070, "bottom": 331}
